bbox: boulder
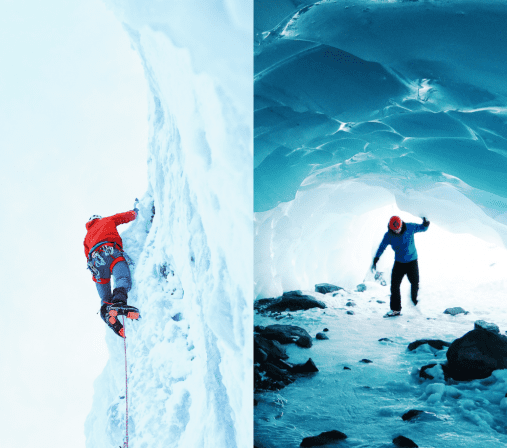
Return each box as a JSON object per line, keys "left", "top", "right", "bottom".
{"left": 408, "top": 339, "right": 451, "bottom": 351}
{"left": 401, "top": 410, "right": 424, "bottom": 421}
{"left": 360, "top": 359, "right": 373, "bottom": 363}
{"left": 254, "top": 334, "right": 289, "bottom": 360}
{"left": 379, "top": 338, "right": 393, "bottom": 343}
{"left": 346, "top": 310, "right": 355, "bottom": 315}
{"left": 300, "top": 430, "right": 347, "bottom": 447}
{"left": 444, "top": 307, "right": 468, "bottom": 316}
{"left": 316, "top": 332, "right": 329, "bottom": 340}
{"left": 357, "top": 283, "right": 367, "bottom": 292}
{"left": 261, "top": 324, "right": 313, "bottom": 348}
{"left": 393, "top": 435, "right": 418, "bottom": 447}
{"left": 446, "top": 327, "right": 507, "bottom": 380}
{"left": 292, "top": 358, "right": 319, "bottom": 374}
{"left": 475, "top": 320, "right": 500, "bottom": 334}
{"left": 345, "top": 301, "right": 356, "bottom": 307}
{"left": 315, "top": 283, "right": 343, "bottom": 294}
{"left": 255, "top": 291, "right": 326, "bottom": 313}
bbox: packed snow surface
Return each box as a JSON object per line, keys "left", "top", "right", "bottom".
{"left": 255, "top": 1, "right": 507, "bottom": 447}
{"left": 86, "top": 1, "right": 252, "bottom": 447}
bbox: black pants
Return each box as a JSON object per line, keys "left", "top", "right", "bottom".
{"left": 390, "top": 259, "right": 419, "bottom": 311}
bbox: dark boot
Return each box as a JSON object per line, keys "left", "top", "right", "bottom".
{"left": 111, "top": 287, "right": 128, "bottom": 305}
{"left": 109, "top": 287, "right": 140, "bottom": 320}
{"left": 100, "top": 303, "right": 125, "bottom": 338}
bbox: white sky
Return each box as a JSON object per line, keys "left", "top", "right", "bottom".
{"left": 0, "top": 1, "right": 148, "bottom": 447}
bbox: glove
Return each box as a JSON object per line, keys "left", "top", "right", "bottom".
{"left": 422, "top": 217, "right": 430, "bottom": 227}
{"left": 372, "top": 257, "right": 379, "bottom": 271}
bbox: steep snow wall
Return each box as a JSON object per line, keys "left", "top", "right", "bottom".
{"left": 86, "top": 2, "right": 252, "bottom": 447}
{"left": 254, "top": 0, "right": 507, "bottom": 298}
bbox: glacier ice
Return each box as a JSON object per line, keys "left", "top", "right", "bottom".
{"left": 85, "top": 1, "right": 252, "bottom": 447}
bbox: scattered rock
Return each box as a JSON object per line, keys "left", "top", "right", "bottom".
{"left": 261, "top": 324, "right": 313, "bottom": 348}
{"left": 316, "top": 332, "right": 329, "bottom": 340}
{"left": 315, "top": 283, "right": 343, "bottom": 294}
{"left": 255, "top": 291, "right": 326, "bottom": 313}
{"left": 379, "top": 338, "right": 393, "bottom": 342}
{"left": 401, "top": 410, "right": 424, "bottom": 421}
{"left": 300, "top": 430, "right": 347, "bottom": 447}
{"left": 444, "top": 307, "right": 468, "bottom": 316}
{"left": 292, "top": 358, "right": 319, "bottom": 374}
{"left": 419, "top": 363, "right": 437, "bottom": 380}
{"left": 393, "top": 435, "right": 418, "bottom": 447}
{"left": 360, "top": 359, "right": 373, "bottom": 363}
{"left": 475, "top": 320, "right": 500, "bottom": 334}
{"left": 357, "top": 283, "right": 367, "bottom": 292}
{"left": 345, "top": 301, "right": 356, "bottom": 307}
{"left": 254, "top": 334, "right": 288, "bottom": 361}
{"left": 446, "top": 326, "right": 507, "bottom": 380}
{"left": 343, "top": 366, "right": 351, "bottom": 370}
{"left": 408, "top": 339, "right": 451, "bottom": 351}
{"left": 346, "top": 310, "right": 355, "bottom": 315}
{"left": 323, "top": 328, "right": 329, "bottom": 332}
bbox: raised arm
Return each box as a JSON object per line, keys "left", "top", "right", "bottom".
{"left": 112, "top": 210, "right": 137, "bottom": 226}
{"left": 414, "top": 217, "right": 430, "bottom": 233}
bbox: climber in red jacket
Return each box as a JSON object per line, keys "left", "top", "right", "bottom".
{"left": 84, "top": 206, "right": 140, "bottom": 338}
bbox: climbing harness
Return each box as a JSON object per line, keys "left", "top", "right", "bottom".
{"left": 123, "top": 315, "right": 129, "bottom": 448}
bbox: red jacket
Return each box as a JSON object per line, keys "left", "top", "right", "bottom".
{"left": 84, "top": 211, "right": 137, "bottom": 258}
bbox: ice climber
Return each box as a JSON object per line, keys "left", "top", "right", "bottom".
{"left": 84, "top": 206, "right": 141, "bottom": 338}
{"left": 372, "top": 216, "right": 430, "bottom": 317}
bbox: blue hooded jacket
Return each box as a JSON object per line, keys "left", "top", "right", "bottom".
{"left": 375, "top": 221, "right": 428, "bottom": 263}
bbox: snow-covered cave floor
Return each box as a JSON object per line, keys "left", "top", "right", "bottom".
{"left": 254, "top": 281, "right": 507, "bottom": 448}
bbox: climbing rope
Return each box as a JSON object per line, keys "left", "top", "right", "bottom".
{"left": 123, "top": 316, "right": 129, "bottom": 448}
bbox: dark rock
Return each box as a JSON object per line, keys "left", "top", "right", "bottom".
{"left": 254, "top": 347, "right": 268, "bottom": 364}
{"left": 255, "top": 291, "right": 326, "bottom": 313}
{"left": 261, "top": 324, "right": 313, "bottom": 348}
{"left": 408, "top": 339, "right": 451, "bottom": 351}
{"left": 343, "top": 366, "right": 351, "bottom": 370}
{"left": 346, "top": 310, "right": 355, "bottom": 315}
{"left": 419, "top": 363, "right": 437, "bottom": 380}
{"left": 377, "top": 300, "right": 386, "bottom": 304}
{"left": 379, "top": 338, "right": 393, "bottom": 342}
{"left": 254, "top": 399, "right": 258, "bottom": 406}
{"left": 316, "top": 332, "right": 329, "bottom": 340}
{"left": 444, "top": 307, "right": 468, "bottom": 316}
{"left": 360, "top": 359, "right": 373, "bottom": 363}
{"left": 292, "top": 358, "right": 319, "bottom": 374}
{"left": 474, "top": 320, "right": 500, "bottom": 334}
{"left": 263, "top": 363, "right": 289, "bottom": 383}
{"left": 402, "top": 410, "right": 424, "bottom": 421}
{"left": 357, "top": 283, "right": 367, "bottom": 292}
{"left": 315, "top": 283, "right": 343, "bottom": 294}
{"left": 254, "top": 334, "right": 289, "bottom": 360}
{"left": 300, "top": 430, "right": 347, "bottom": 447}
{"left": 171, "top": 313, "right": 183, "bottom": 321}
{"left": 254, "top": 325, "right": 265, "bottom": 333}
{"left": 323, "top": 328, "right": 329, "bottom": 332}
{"left": 393, "top": 435, "right": 418, "bottom": 447}
{"left": 345, "top": 301, "right": 356, "bottom": 307}
{"left": 446, "top": 327, "right": 507, "bottom": 380}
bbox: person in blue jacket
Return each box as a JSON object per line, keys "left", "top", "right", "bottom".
{"left": 372, "top": 216, "right": 430, "bottom": 316}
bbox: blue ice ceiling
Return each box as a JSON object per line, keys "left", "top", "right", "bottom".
{"left": 254, "top": 0, "right": 507, "bottom": 234}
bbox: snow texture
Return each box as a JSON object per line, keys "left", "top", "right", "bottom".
{"left": 85, "top": 1, "right": 252, "bottom": 447}
{"left": 255, "top": 1, "right": 507, "bottom": 447}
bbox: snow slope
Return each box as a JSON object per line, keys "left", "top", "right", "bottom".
{"left": 85, "top": 2, "right": 252, "bottom": 447}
